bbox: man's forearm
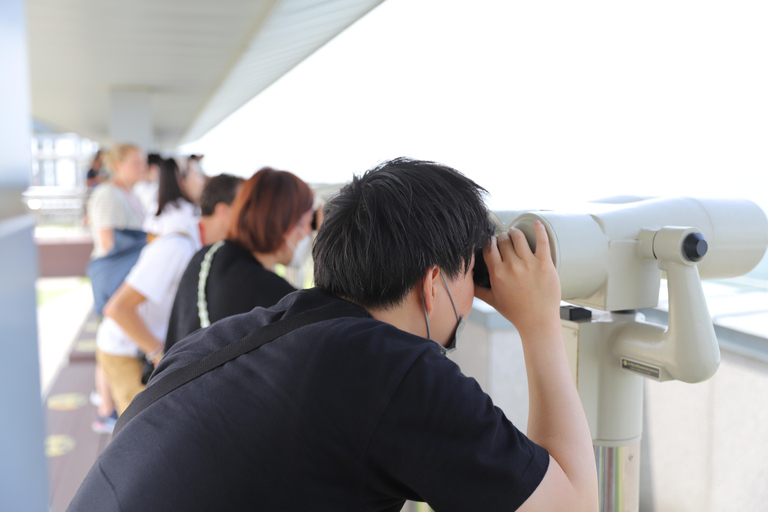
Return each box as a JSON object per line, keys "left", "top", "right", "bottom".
{"left": 521, "top": 320, "right": 597, "bottom": 499}
{"left": 106, "top": 303, "right": 162, "bottom": 356}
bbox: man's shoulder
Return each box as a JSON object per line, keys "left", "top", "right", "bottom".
{"left": 165, "top": 288, "right": 428, "bottom": 356}
{"left": 127, "top": 233, "right": 195, "bottom": 287}
{"left": 159, "top": 288, "right": 443, "bottom": 384}
{"left": 213, "top": 241, "right": 259, "bottom": 269}
{"left": 277, "top": 290, "right": 442, "bottom": 361}
{"left": 146, "top": 232, "right": 197, "bottom": 256}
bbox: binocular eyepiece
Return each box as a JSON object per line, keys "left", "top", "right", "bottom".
{"left": 473, "top": 246, "right": 492, "bottom": 289}
{"left": 472, "top": 247, "right": 491, "bottom": 288}
{"left": 472, "top": 218, "right": 496, "bottom": 289}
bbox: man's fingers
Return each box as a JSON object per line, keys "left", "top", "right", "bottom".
{"left": 483, "top": 234, "right": 502, "bottom": 266}
{"left": 509, "top": 227, "right": 533, "bottom": 259}
{"left": 533, "top": 220, "right": 553, "bottom": 262}
{"left": 496, "top": 230, "right": 519, "bottom": 264}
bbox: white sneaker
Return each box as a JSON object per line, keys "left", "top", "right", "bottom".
{"left": 89, "top": 390, "right": 103, "bottom": 407}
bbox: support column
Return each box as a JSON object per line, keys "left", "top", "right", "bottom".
{"left": 0, "top": 0, "right": 50, "bottom": 510}
{"left": 109, "top": 89, "right": 156, "bottom": 151}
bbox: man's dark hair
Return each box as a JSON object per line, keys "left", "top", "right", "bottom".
{"left": 200, "top": 173, "right": 244, "bottom": 216}
{"left": 147, "top": 153, "right": 163, "bottom": 168}
{"left": 313, "top": 157, "right": 491, "bottom": 310}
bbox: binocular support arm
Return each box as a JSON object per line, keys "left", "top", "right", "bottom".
{"left": 613, "top": 227, "right": 720, "bottom": 383}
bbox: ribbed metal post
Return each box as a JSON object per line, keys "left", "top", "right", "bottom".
{"left": 595, "top": 443, "right": 640, "bottom": 512}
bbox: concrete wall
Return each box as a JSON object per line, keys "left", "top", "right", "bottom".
{"left": 644, "top": 349, "right": 768, "bottom": 512}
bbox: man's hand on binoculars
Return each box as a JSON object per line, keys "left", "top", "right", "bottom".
{"left": 475, "top": 220, "right": 562, "bottom": 339}
{"left": 477, "top": 221, "right": 598, "bottom": 512}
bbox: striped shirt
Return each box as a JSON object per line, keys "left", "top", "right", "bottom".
{"left": 88, "top": 182, "right": 146, "bottom": 257}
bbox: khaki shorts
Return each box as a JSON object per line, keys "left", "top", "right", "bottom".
{"left": 96, "top": 349, "right": 145, "bottom": 415}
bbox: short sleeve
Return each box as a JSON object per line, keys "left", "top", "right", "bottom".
{"left": 126, "top": 235, "right": 195, "bottom": 305}
{"left": 363, "top": 349, "right": 549, "bottom": 511}
{"left": 89, "top": 185, "right": 125, "bottom": 229}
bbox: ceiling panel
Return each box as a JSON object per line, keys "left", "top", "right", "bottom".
{"left": 26, "top": 0, "right": 385, "bottom": 149}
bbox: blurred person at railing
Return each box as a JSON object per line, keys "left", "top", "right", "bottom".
{"left": 164, "top": 167, "right": 316, "bottom": 351}
{"left": 87, "top": 144, "right": 147, "bottom": 257}
{"left": 184, "top": 154, "right": 208, "bottom": 205}
{"left": 70, "top": 158, "right": 597, "bottom": 512}
{"left": 192, "top": 173, "right": 244, "bottom": 247}
{"left": 93, "top": 165, "right": 216, "bottom": 416}
{"left": 85, "top": 149, "right": 105, "bottom": 188}
{"left": 133, "top": 153, "right": 163, "bottom": 216}
{"left": 143, "top": 157, "right": 201, "bottom": 239}
{"left": 86, "top": 143, "right": 148, "bottom": 433}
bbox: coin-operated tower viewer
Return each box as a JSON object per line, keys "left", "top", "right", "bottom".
{"left": 477, "top": 197, "right": 768, "bottom": 512}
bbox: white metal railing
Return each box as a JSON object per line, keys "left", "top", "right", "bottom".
{"left": 22, "top": 186, "right": 90, "bottom": 228}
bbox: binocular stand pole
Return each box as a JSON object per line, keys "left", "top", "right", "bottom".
{"left": 561, "top": 308, "right": 645, "bottom": 512}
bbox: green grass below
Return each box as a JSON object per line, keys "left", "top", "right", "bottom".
{"left": 36, "top": 277, "right": 90, "bottom": 307}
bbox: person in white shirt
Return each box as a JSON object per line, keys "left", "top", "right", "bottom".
{"left": 97, "top": 158, "right": 207, "bottom": 414}
{"left": 97, "top": 225, "right": 200, "bottom": 414}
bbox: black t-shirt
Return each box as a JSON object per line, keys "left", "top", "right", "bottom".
{"left": 70, "top": 288, "right": 549, "bottom": 512}
{"left": 165, "top": 240, "right": 295, "bottom": 350}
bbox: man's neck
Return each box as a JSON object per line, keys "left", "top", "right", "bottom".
{"left": 199, "top": 216, "right": 226, "bottom": 246}
{"left": 367, "top": 292, "right": 429, "bottom": 340}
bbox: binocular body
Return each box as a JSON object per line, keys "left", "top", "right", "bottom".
{"left": 483, "top": 197, "right": 768, "bottom": 312}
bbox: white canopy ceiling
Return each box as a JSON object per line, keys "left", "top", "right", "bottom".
{"left": 26, "top": 0, "right": 385, "bottom": 149}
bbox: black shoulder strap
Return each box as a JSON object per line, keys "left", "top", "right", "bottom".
{"left": 114, "top": 305, "right": 368, "bottom": 436}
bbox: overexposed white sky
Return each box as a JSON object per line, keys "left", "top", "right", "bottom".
{"left": 181, "top": 0, "right": 768, "bottom": 212}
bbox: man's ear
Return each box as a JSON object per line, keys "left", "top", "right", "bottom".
{"left": 213, "top": 202, "right": 230, "bottom": 218}
{"left": 421, "top": 266, "right": 440, "bottom": 314}
{"left": 214, "top": 203, "right": 234, "bottom": 228}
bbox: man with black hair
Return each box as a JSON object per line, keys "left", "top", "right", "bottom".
{"left": 196, "top": 172, "right": 243, "bottom": 245}
{"left": 70, "top": 158, "right": 597, "bottom": 511}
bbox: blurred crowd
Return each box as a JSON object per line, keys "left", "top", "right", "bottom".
{"left": 84, "top": 144, "right": 320, "bottom": 433}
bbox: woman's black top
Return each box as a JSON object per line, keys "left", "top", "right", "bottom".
{"left": 165, "top": 240, "right": 295, "bottom": 350}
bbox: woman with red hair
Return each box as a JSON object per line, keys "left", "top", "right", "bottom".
{"left": 165, "top": 167, "right": 315, "bottom": 350}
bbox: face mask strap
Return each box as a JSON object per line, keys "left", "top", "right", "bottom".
{"left": 440, "top": 270, "right": 461, "bottom": 324}
{"left": 421, "top": 285, "right": 432, "bottom": 340}
{"left": 421, "top": 271, "right": 462, "bottom": 350}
